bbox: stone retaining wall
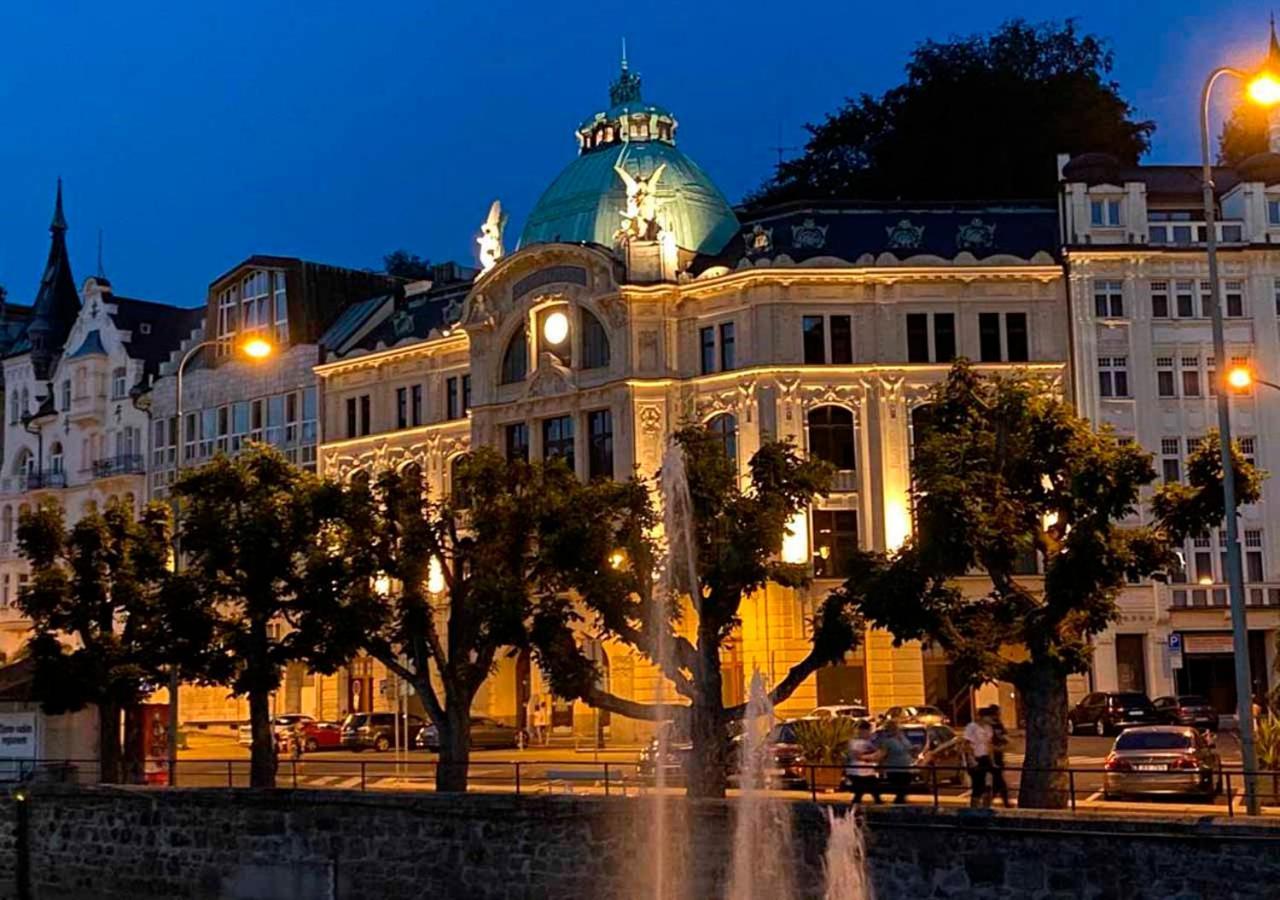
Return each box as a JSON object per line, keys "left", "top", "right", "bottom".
{"left": 0, "top": 788, "right": 1276, "bottom": 899}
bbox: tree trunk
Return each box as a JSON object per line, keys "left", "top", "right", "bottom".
{"left": 687, "top": 626, "right": 728, "bottom": 798}
{"left": 1016, "top": 664, "right": 1070, "bottom": 809}
{"left": 122, "top": 705, "right": 144, "bottom": 784}
{"left": 435, "top": 704, "right": 471, "bottom": 793}
{"left": 97, "top": 700, "right": 121, "bottom": 784}
{"left": 248, "top": 686, "right": 277, "bottom": 788}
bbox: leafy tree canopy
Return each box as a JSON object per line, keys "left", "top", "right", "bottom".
{"left": 383, "top": 250, "right": 432, "bottom": 280}
{"left": 747, "top": 19, "right": 1153, "bottom": 207}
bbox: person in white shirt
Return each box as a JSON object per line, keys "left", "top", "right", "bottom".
{"left": 963, "top": 710, "right": 995, "bottom": 808}
{"left": 844, "top": 720, "right": 881, "bottom": 805}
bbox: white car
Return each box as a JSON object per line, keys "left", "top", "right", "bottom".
{"left": 236, "top": 714, "right": 315, "bottom": 747}
{"left": 807, "top": 704, "right": 870, "bottom": 721}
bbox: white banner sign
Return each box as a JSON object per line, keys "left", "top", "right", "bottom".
{"left": 0, "top": 712, "right": 37, "bottom": 779}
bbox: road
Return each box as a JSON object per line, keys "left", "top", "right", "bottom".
{"left": 166, "top": 728, "right": 1273, "bottom": 818}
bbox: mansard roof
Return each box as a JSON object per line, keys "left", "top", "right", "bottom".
{"left": 108, "top": 296, "right": 205, "bottom": 380}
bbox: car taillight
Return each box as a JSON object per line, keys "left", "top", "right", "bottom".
{"left": 1173, "top": 755, "right": 1199, "bottom": 770}
{"left": 1104, "top": 753, "right": 1130, "bottom": 772}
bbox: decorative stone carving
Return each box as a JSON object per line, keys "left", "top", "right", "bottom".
{"left": 598, "top": 295, "right": 628, "bottom": 329}
{"left": 526, "top": 355, "right": 574, "bottom": 398}
{"left": 955, "top": 218, "right": 996, "bottom": 251}
{"left": 477, "top": 200, "right": 507, "bottom": 274}
{"left": 639, "top": 405, "right": 663, "bottom": 435}
{"left": 744, "top": 224, "right": 773, "bottom": 256}
{"left": 790, "top": 218, "right": 828, "bottom": 250}
{"left": 614, "top": 162, "right": 667, "bottom": 244}
{"left": 885, "top": 219, "right": 924, "bottom": 250}
{"left": 462, "top": 292, "right": 496, "bottom": 329}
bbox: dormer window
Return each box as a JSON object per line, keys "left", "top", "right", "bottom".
{"left": 1090, "top": 198, "right": 1122, "bottom": 227}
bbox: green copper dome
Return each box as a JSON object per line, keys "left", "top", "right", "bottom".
{"left": 519, "top": 62, "right": 739, "bottom": 256}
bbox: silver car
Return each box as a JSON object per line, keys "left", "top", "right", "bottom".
{"left": 1102, "top": 726, "right": 1221, "bottom": 800}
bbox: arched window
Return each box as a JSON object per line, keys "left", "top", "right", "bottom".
{"left": 501, "top": 326, "right": 529, "bottom": 384}
{"left": 806, "top": 406, "right": 856, "bottom": 471}
{"left": 348, "top": 469, "right": 371, "bottom": 492}
{"left": 1, "top": 506, "right": 12, "bottom": 543}
{"left": 19, "top": 388, "right": 29, "bottom": 418}
{"left": 13, "top": 449, "right": 33, "bottom": 477}
{"left": 49, "top": 442, "right": 64, "bottom": 475}
{"left": 399, "top": 461, "right": 424, "bottom": 499}
{"left": 908, "top": 404, "right": 934, "bottom": 462}
{"left": 581, "top": 309, "right": 610, "bottom": 369}
{"left": 707, "top": 414, "right": 738, "bottom": 471}
{"left": 111, "top": 367, "right": 127, "bottom": 400}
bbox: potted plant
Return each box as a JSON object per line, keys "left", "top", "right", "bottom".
{"left": 1255, "top": 714, "right": 1280, "bottom": 804}
{"left": 793, "top": 717, "right": 856, "bottom": 792}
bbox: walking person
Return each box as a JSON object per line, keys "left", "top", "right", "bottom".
{"left": 877, "top": 720, "right": 916, "bottom": 805}
{"left": 985, "top": 705, "right": 1011, "bottom": 808}
{"left": 845, "top": 720, "right": 882, "bottom": 805}
{"left": 963, "top": 708, "right": 995, "bottom": 808}
{"left": 534, "top": 696, "right": 551, "bottom": 746}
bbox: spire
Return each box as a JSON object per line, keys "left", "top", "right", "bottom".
{"left": 621, "top": 37, "right": 628, "bottom": 72}
{"left": 50, "top": 177, "right": 66, "bottom": 233}
{"left": 28, "top": 180, "right": 80, "bottom": 380}
{"left": 1270, "top": 13, "right": 1280, "bottom": 66}
{"left": 609, "top": 43, "right": 642, "bottom": 107}
{"left": 97, "top": 228, "right": 106, "bottom": 279}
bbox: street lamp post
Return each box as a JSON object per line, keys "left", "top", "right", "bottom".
{"left": 1199, "top": 58, "right": 1280, "bottom": 816}
{"left": 166, "top": 335, "right": 273, "bottom": 784}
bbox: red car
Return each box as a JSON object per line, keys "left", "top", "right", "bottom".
{"left": 275, "top": 719, "right": 343, "bottom": 753}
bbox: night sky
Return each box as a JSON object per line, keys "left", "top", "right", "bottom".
{"left": 0, "top": 1, "right": 1272, "bottom": 308}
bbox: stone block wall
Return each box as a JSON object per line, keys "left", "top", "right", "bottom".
{"left": 0, "top": 788, "right": 1277, "bottom": 899}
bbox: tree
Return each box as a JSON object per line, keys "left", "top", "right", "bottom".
{"left": 841, "top": 363, "right": 1259, "bottom": 808}
{"left": 16, "top": 499, "right": 173, "bottom": 783}
{"left": 536, "top": 425, "right": 863, "bottom": 798}
{"left": 1219, "top": 101, "right": 1269, "bottom": 166}
{"left": 747, "top": 19, "right": 1153, "bottom": 207}
{"left": 383, "top": 250, "right": 432, "bottom": 280}
{"left": 327, "top": 449, "right": 634, "bottom": 792}
{"left": 174, "top": 445, "right": 359, "bottom": 787}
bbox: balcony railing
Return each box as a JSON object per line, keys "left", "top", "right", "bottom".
{"left": 1148, "top": 221, "right": 1245, "bottom": 246}
{"left": 92, "top": 455, "right": 145, "bottom": 478}
{"left": 26, "top": 470, "right": 66, "bottom": 490}
{"left": 1169, "top": 583, "right": 1280, "bottom": 609}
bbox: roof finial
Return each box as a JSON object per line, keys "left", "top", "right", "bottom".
{"left": 609, "top": 45, "right": 642, "bottom": 107}
{"left": 621, "top": 37, "right": 628, "bottom": 72}
{"left": 1271, "top": 12, "right": 1280, "bottom": 60}
{"left": 96, "top": 228, "right": 105, "bottom": 279}
{"left": 50, "top": 177, "right": 67, "bottom": 233}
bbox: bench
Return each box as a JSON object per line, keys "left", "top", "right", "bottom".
{"left": 543, "top": 767, "right": 626, "bottom": 796}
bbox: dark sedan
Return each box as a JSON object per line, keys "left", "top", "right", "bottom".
{"left": 1068, "top": 692, "right": 1157, "bottom": 736}
{"left": 415, "top": 716, "right": 523, "bottom": 751}
{"left": 1153, "top": 695, "right": 1220, "bottom": 731}
{"left": 340, "top": 712, "right": 425, "bottom": 752}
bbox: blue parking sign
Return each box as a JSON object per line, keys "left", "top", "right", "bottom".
{"left": 1168, "top": 633, "right": 1182, "bottom": 652}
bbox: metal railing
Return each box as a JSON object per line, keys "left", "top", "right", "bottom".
{"left": 91, "top": 455, "right": 145, "bottom": 477}
{"left": 5, "top": 757, "right": 1278, "bottom": 818}
{"left": 25, "top": 471, "right": 66, "bottom": 490}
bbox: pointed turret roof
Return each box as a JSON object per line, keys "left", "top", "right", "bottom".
{"left": 1270, "top": 14, "right": 1280, "bottom": 69}
{"left": 26, "top": 179, "right": 80, "bottom": 378}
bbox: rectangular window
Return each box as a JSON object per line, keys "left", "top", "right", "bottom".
{"left": 411, "top": 385, "right": 423, "bottom": 427}
{"left": 1094, "top": 280, "right": 1124, "bottom": 318}
{"left": 273, "top": 271, "right": 288, "bottom": 345}
{"left": 700, "top": 326, "right": 716, "bottom": 374}
{"left": 1225, "top": 280, "right": 1244, "bottom": 318}
{"left": 1239, "top": 436, "right": 1257, "bottom": 467}
{"left": 60, "top": 380, "right": 70, "bottom": 410}
{"left": 802, "top": 316, "right": 826, "bottom": 364}
{"left": 505, "top": 422, "right": 529, "bottom": 462}
{"left": 1269, "top": 199, "right": 1280, "bottom": 226}
{"left": 1151, "top": 281, "right": 1169, "bottom": 318}
{"left": 1090, "top": 198, "right": 1122, "bottom": 226}
{"left": 933, "top": 313, "right": 956, "bottom": 363}
{"left": 1005, "top": 313, "right": 1028, "bottom": 362}
{"left": 461, "top": 375, "right": 471, "bottom": 415}
{"left": 1098, "top": 357, "right": 1129, "bottom": 398}
{"left": 1194, "top": 550, "right": 1214, "bottom": 583}
{"left": 1156, "top": 357, "right": 1176, "bottom": 397}
{"left": 542, "top": 415, "right": 574, "bottom": 470}
{"left": 359, "top": 395, "right": 371, "bottom": 436}
{"left": 1245, "top": 530, "right": 1264, "bottom": 582}
{"left": 1181, "top": 357, "right": 1201, "bottom": 397}
{"left": 345, "top": 398, "right": 357, "bottom": 439}
{"left": 1161, "top": 437, "right": 1182, "bottom": 483}
{"left": 719, "top": 322, "right": 736, "bottom": 371}
{"left": 587, "top": 409, "right": 614, "bottom": 480}
{"left": 906, "top": 313, "right": 930, "bottom": 363}
{"left": 396, "top": 387, "right": 408, "bottom": 430}
{"left": 1274, "top": 278, "right": 1280, "bottom": 316}
{"left": 446, "top": 377, "right": 460, "bottom": 420}
{"left": 1175, "top": 281, "right": 1195, "bottom": 318}
{"left": 978, "top": 313, "right": 1002, "bottom": 362}
{"left": 812, "top": 509, "right": 859, "bottom": 578}
{"left": 828, "top": 315, "right": 852, "bottom": 364}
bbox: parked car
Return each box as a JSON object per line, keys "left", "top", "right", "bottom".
{"left": 729, "top": 719, "right": 808, "bottom": 789}
{"left": 274, "top": 719, "right": 343, "bottom": 754}
{"left": 1102, "top": 726, "right": 1221, "bottom": 800}
{"left": 237, "top": 714, "right": 316, "bottom": 748}
{"left": 638, "top": 722, "right": 695, "bottom": 781}
{"left": 1068, "top": 692, "right": 1157, "bottom": 736}
{"left": 1153, "top": 695, "right": 1220, "bottom": 731}
{"left": 877, "top": 705, "right": 949, "bottom": 727}
{"left": 340, "top": 712, "right": 425, "bottom": 752}
{"left": 896, "top": 723, "right": 967, "bottom": 786}
{"left": 807, "top": 704, "right": 870, "bottom": 721}
{"left": 415, "top": 717, "right": 523, "bottom": 751}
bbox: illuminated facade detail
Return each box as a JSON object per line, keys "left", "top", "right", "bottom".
{"left": 477, "top": 200, "right": 507, "bottom": 274}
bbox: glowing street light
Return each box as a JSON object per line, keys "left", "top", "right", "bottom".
{"left": 1248, "top": 70, "right": 1280, "bottom": 106}
{"left": 1227, "top": 365, "right": 1254, "bottom": 391}
{"left": 241, "top": 337, "right": 274, "bottom": 359}
{"left": 543, "top": 310, "right": 569, "bottom": 345}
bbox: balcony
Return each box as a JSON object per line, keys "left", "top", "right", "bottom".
{"left": 92, "top": 455, "right": 145, "bottom": 478}
{"left": 1169, "top": 583, "right": 1280, "bottom": 610}
{"left": 66, "top": 391, "right": 107, "bottom": 426}
{"left": 26, "top": 470, "right": 66, "bottom": 490}
{"left": 1148, "top": 221, "right": 1245, "bottom": 246}
{"left": 830, "top": 469, "right": 858, "bottom": 492}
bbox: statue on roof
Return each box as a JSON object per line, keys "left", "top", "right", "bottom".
{"left": 477, "top": 200, "right": 507, "bottom": 274}
{"left": 613, "top": 162, "right": 667, "bottom": 244}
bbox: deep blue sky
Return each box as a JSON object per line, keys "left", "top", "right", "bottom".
{"left": 0, "top": 2, "right": 1273, "bottom": 308}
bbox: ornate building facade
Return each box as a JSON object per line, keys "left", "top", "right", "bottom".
{"left": 311, "top": 62, "right": 1069, "bottom": 740}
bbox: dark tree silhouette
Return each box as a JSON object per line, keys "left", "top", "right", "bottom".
{"left": 383, "top": 250, "right": 432, "bottom": 280}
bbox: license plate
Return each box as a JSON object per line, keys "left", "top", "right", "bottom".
{"left": 1134, "top": 764, "right": 1165, "bottom": 772}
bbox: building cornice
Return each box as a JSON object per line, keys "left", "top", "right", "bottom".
{"left": 314, "top": 332, "right": 469, "bottom": 377}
